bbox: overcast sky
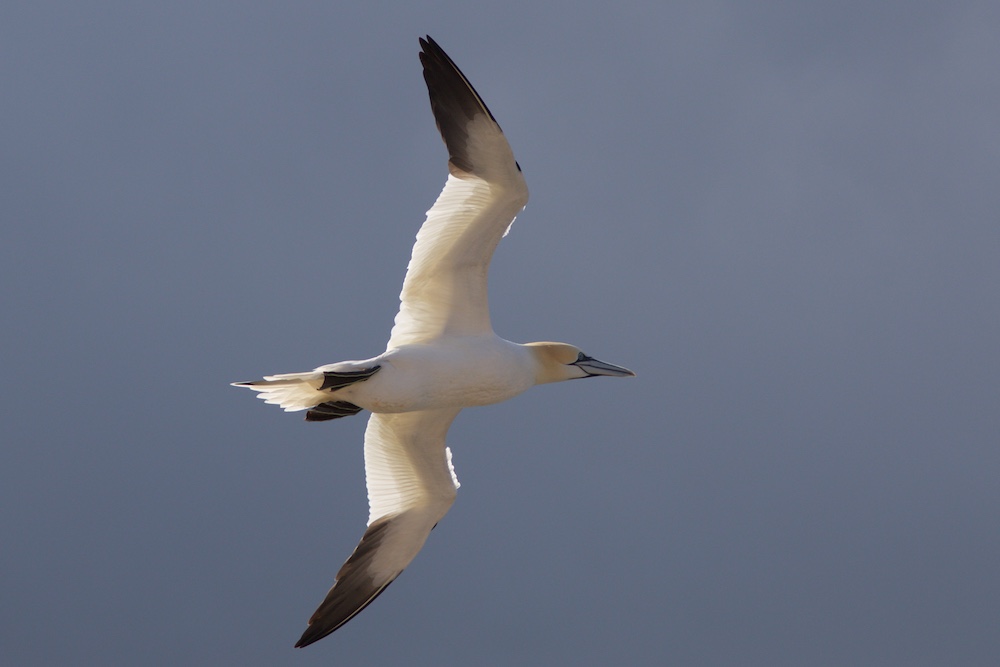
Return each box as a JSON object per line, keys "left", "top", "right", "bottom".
{"left": 3, "top": 2, "right": 999, "bottom": 665}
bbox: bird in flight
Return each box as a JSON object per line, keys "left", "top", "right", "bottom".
{"left": 233, "top": 36, "right": 634, "bottom": 648}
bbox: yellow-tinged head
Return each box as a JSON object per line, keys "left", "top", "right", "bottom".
{"left": 526, "top": 342, "right": 635, "bottom": 385}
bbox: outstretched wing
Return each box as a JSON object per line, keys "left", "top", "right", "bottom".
{"left": 294, "top": 409, "right": 461, "bottom": 647}
{"left": 387, "top": 36, "right": 529, "bottom": 348}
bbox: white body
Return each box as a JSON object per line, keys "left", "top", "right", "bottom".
{"left": 340, "top": 337, "right": 537, "bottom": 413}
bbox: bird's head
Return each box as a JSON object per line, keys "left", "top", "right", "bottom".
{"left": 526, "top": 342, "right": 635, "bottom": 385}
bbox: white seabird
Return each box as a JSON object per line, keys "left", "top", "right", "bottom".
{"left": 233, "top": 36, "right": 634, "bottom": 648}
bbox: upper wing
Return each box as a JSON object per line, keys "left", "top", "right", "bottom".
{"left": 387, "top": 36, "right": 529, "bottom": 348}
{"left": 295, "top": 409, "right": 461, "bottom": 647}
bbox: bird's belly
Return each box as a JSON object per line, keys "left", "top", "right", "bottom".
{"left": 341, "top": 344, "right": 533, "bottom": 413}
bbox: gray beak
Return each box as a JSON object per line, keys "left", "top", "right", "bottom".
{"left": 572, "top": 355, "right": 636, "bottom": 378}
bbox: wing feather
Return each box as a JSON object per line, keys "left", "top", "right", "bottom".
{"left": 295, "top": 410, "right": 461, "bottom": 646}
{"left": 364, "top": 409, "right": 461, "bottom": 524}
{"left": 388, "top": 37, "right": 528, "bottom": 347}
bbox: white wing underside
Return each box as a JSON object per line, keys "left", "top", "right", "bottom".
{"left": 387, "top": 116, "right": 528, "bottom": 348}
{"left": 294, "top": 409, "right": 462, "bottom": 646}
{"left": 364, "top": 409, "right": 462, "bottom": 526}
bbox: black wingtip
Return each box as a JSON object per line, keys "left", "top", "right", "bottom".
{"left": 294, "top": 632, "right": 318, "bottom": 649}
{"left": 294, "top": 622, "right": 324, "bottom": 648}
{"left": 417, "top": 35, "right": 435, "bottom": 65}
{"left": 293, "top": 579, "right": 395, "bottom": 648}
{"left": 416, "top": 33, "right": 507, "bottom": 179}
{"left": 291, "top": 518, "right": 402, "bottom": 647}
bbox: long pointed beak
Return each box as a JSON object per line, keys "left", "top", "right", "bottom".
{"left": 573, "top": 356, "right": 636, "bottom": 378}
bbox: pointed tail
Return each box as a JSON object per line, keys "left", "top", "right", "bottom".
{"left": 231, "top": 371, "right": 328, "bottom": 412}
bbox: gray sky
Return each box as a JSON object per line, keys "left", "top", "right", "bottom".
{"left": 3, "top": 2, "right": 999, "bottom": 665}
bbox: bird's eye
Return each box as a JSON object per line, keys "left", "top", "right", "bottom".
{"left": 576, "top": 352, "right": 587, "bottom": 362}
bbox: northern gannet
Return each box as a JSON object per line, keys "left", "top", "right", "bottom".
{"left": 233, "top": 36, "right": 634, "bottom": 648}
